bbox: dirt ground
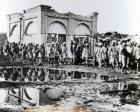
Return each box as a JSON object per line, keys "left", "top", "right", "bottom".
{"left": 0, "top": 65, "right": 139, "bottom": 112}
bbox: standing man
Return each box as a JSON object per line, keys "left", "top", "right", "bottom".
{"left": 70, "top": 40, "right": 77, "bottom": 64}
{"left": 117, "top": 41, "right": 123, "bottom": 70}
{"left": 121, "top": 43, "right": 128, "bottom": 73}
{"left": 62, "top": 43, "right": 67, "bottom": 64}
{"left": 102, "top": 43, "right": 108, "bottom": 67}
{"left": 126, "top": 42, "right": 134, "bottom": 70}
{"left": 135, "top": 44, "right": 140, "bottom": 73}
{"left": 82, "top": 43, "right": 89, "bottom": 65}
{"left": 108, "top": 41, "right": 118, "bottom": 68}
{"left": 96, "top": 43, "right": 102, "bottom": 67}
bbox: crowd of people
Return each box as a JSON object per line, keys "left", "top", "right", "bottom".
{"left": 2, "top": 41, "right": 46, "bottom": 64}
{"left": 1, "top": 37, "right": 140, "bottom": 74}
{"left": 2, "top": 38, "right": 90, "bottom": 65}
{"left": 94, "top": 40, "right": 140, "bottom": 73}
{"left": 2, "top": 41, "right": 71, "bottom": 65}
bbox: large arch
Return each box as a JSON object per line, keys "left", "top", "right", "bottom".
{"left": 9, "top": 24, "right": 17, "bottom": 36}
{"left": 74, "top": 23, "right": 91, "bottom": 55}
{"left": 8, "top": 24, "right": 20, "bottom": 42}
{"left": 47, "top": 21, "right": 66, "bottom": 34}
{"left": 47, "top": 21, "right": 67, "bottom": 44}
{"left": 24, "top": 21, "right": 34, "bottom": 35}
{"left": 46, "top": 21, "right": 67, "bottom": 56}
{"left": 24, "top": 21, "right": 37, "bottom": 35}
{"left": 75, "top": 23, "right": 90, "bottom": 35}
{"left": 9, "top": 24, "right": 20, "bottom": 37}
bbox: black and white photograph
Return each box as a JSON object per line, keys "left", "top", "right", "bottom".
{"left": 0, "top": 0, "right": 140, "bottom": 112}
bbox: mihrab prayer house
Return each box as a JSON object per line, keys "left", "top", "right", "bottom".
{"left": 7, "top": 5, "right": 98, "bottom": 57}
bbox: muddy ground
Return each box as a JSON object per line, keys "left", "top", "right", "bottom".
{"left": 0, "top": 65, "right": 139, "bottom": 112}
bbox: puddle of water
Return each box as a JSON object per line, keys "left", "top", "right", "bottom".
{"left": 0, "top": 67, "right": 139, "bottom": 112}
{"left": 0, "top": 67, "right": 99, "bottom": 82}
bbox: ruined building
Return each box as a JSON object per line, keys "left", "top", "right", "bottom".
{"left": 7, "top": 5, "right": 98, "bottom": 57}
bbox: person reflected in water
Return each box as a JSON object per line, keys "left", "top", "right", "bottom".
{"left": 38, "top": 68, "right": 45, "bottom": 81}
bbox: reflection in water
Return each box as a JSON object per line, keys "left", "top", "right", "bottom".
{"left": 1, "top": 67, "right": 47, "bottom": 82}
{"left": 0, "top": 67, "right": 139, "bottom": 111}
{"left": 0, "top": 67, "right": 99, "bottom": 82}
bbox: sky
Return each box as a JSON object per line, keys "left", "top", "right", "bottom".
{"left": 0, "top": 0, "right": 140, "bottom": 34}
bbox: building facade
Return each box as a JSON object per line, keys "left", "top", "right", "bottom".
{"left": 7, "top": 5, "right": 98, "bottom": 57}
{"left": 0, "top": 33, "right": 7, "bottom": 55}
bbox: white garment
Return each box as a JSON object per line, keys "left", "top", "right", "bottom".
{"left": 117, "top": 45, "right": 123, "bottom": 62}
{"left": 82, "top": 47, "right": 88, "bottom": 59}
{"left": 135, "top": 47, "right": 140, "bottom": 59}
{"left": 38, "top": 52, "right": 42, "bottom": 58}
{"left": 126, "top": 46, "right": 133, "bottom": 54}
{"left": 62, "top": 46, "right": 67, "bottom": 58}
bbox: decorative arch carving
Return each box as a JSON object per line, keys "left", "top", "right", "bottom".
{"left": 48, "top": 21, "right": 67, "bottom": 34}
{"left": 24, "top": 21, "right": 33, "bottom": 35}
{"left": 9, "top": 24, "right": 17, "bottom": 36}
{"left": 75, "top": 23, "right": 90, "bottom": 35}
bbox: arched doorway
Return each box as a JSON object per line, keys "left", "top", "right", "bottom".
{"left": 74, "top": 23, "right": 90, "bottom": 45}
{"left": 45, "top": 21, "right": 67, "bottom": 56}
{"left": 75, "top": 23, "right": 90, "bottom": 35}
{"left": 72, "top": 23, "right": 91, "bottom": 64}
{"left": 47, "top": 21, "right": 66, "bottom": 45}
